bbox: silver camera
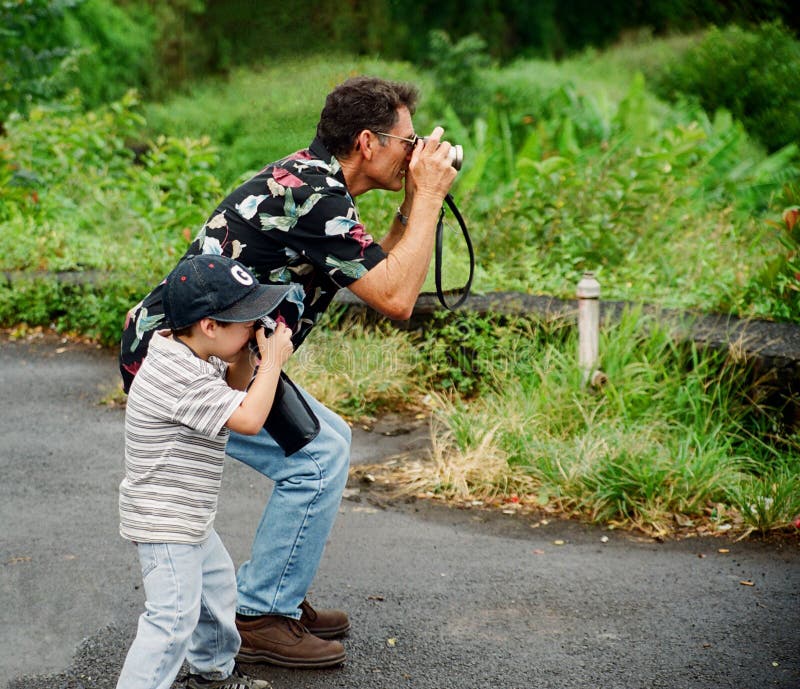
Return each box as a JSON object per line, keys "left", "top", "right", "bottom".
{"left": 420, "top": 136, "right": 463, "bottom": 170}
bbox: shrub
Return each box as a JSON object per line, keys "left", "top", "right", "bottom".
{"left": 58, "top": 0, "right": 156, "bottom": 108}
{"left": 0, "top": 0, "right": 155, "bottom": 123}
{"left": 0, "top": 0, "right": 78, "bottom": 127}
{"left": 652, "top": 21, "right": 800, "bottom": 152}
{"left": 424, "top": 30, "right": 492, "bottom": 124}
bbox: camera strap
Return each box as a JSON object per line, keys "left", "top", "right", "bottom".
{"left": 434, "top": 193, "right": 474, "bottom": 310}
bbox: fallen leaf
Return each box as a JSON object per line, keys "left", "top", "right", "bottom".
{"left": 739, "top": 580, "right": 755, "bottom": 587}
{"left": 7, "top": 556, "right": 32, "bottom": 564}
{"left": 553, "top": 540, "right": 566, "bottom": 546}
{"left": 718, "top": 548, "right": 730, "bottom": 554}
{"left": 386, "top": 638, "right": 397, "bottom": 647}
{"left": 367, "top": 595, "right": 385, "bottom": 601}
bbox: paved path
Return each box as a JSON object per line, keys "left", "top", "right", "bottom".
{"left": 2, "top": 333, "right": 798, "bottom": 689}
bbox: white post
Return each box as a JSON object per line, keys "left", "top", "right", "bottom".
{"left": 577, "top": 271, "right": 600, "bottom": 386}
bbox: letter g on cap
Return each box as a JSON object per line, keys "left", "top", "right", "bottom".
{"left": 231, "top": 264, "right": 254, "bottom": 286}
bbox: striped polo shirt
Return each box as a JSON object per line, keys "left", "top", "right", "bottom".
{"left": 119, "top": 331, "right": 247, "bottom": 544}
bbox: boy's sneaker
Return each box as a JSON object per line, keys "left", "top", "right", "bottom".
{"left": 185, "top": 663, "right": 272, "bottom": 689}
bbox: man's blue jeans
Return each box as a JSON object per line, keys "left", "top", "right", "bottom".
{"left": 116, "top": 530, "right": 240, "bottom": 689}
{"left": 226, "top": 385, "right": 351, "bottom": 619}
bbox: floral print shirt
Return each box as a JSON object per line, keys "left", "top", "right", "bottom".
{"left": 120, "top": 137, "right": 387, "bottom": 392}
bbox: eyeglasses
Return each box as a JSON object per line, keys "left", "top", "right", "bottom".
{"left": 373, "top": 131, "right": 418, "bottom": 153}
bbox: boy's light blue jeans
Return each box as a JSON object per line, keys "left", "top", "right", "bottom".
{"left": 226, "top": 385, "right": 351, "bottom": 618}
{"left": 116, "top": 529, "right": 240, "bottom": 689}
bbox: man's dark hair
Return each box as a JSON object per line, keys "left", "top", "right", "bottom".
{"left": 316, "top": 76, "right": 419, "bottom": 157}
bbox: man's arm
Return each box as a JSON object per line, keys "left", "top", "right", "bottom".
{"left": 376, "top": 199, "right": 412, "bottom": 254}
{"left": 349, "top": 132, "right": 457, "bottom": 320}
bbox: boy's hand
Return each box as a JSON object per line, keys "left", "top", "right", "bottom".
{"left": 255, "top": 322, "right": 293, "bottom": 371}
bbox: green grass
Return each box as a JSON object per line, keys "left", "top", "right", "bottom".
{"left": 358, "top": 310, "right": 800, "bottom": 537}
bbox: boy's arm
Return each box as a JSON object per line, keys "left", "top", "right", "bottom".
{"left": 226, "top": 348, "right": 255, "bottom": 392}
{"left": 225, "top": 324, "right": 294, "bottom": 435}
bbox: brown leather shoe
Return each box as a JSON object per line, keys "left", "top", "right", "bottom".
{"left": 236, "top": 614, "right": 346, "bottom": 668}
{"left": 298, "top": 599, "right": 351, "bottom": 639}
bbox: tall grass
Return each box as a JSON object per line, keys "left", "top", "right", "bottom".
{"left": 357, "top": 310, "right": 800, "bottom": 536}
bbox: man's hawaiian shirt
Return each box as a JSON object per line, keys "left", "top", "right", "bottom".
{"left": 120, "top": 137, "right": 387, "bottom": 392}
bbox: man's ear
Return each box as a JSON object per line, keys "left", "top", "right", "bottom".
{"left": 355, "top": 129, "right": 374, "bottom": 160}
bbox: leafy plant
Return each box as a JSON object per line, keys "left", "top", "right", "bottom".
{"left": 741, "top": 192, "right": 800, "bottom": 322}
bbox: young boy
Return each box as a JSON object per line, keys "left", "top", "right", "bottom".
{"left": 117, "top": 254, "right": 296, "bottom": 689}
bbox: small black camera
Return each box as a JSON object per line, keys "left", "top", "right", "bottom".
{"left": 255, "top": 315, "right": 277, "bottom": 334}
{"left": 249, "top": 316, "right": 277, "bottom": 357}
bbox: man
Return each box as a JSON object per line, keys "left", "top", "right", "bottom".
{"left": 120, "top": 75, "right": 457, "bottom": 668}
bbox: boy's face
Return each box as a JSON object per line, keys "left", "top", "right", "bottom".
{"left": 211, "top": 320, "right": 256, "bottom": 361}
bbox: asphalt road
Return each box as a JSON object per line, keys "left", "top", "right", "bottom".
{"left": 2, "top": 332, "right": 799, "bottom": 689}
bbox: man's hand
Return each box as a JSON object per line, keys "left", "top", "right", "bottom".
{"left": 406, "top": 126, "right": 458, "bottom": 203}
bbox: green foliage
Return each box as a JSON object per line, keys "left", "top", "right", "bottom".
{"left": 0, "top": 91, "right": 223, "bottom": 344}
{"left": 448, "top": 70, "right": 799, "bottom": 321}
{"left": 0, "top": 275, "right": 142, "bottom": 342}
{"left": 412, "top": 312, "right": 570, "bottom": 397}
{"left": 727, "top": 454, "right": 800, "bottom": 535}
{"left": 652, "top": 21, "right": 800, "bottom": 152}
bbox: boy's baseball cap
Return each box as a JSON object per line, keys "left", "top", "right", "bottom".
{"left": 164, "top": 254, "right": 293, "bottom": 330}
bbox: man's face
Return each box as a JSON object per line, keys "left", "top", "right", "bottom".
{"left": 369, "top": 106, "right": 415, "bottom": 192}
